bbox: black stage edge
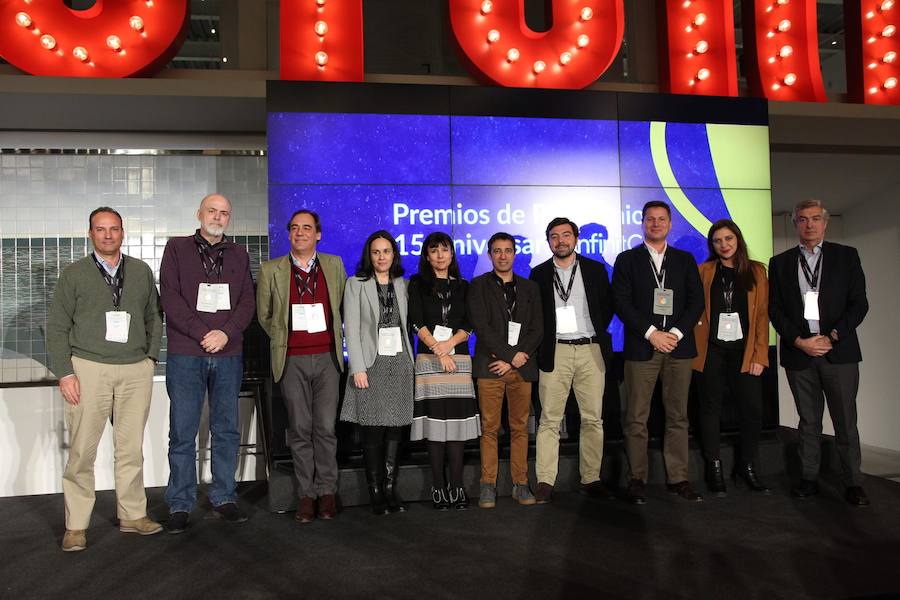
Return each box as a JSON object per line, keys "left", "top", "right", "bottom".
{"left": 2, "top": 428, "right": 898, "bottom": 600}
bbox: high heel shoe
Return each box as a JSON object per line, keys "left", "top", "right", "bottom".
{"left": 735, "top": 463, "right": 772, "bottom": 494}
{"left": 706, "top": 459, "right": 727, "bottom": 497}
{"left": 449, "top": 486, "right": 469, "bottom": 510}
{"left": 431, "top": 486, "right": 450, "bottom": 510}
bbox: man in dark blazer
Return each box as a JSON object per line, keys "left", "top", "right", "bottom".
{"left": 769, "top": 199, "right": 870, "bottom": 506}
{"left": 612, "top": 201, "right": 704, "bottom": 504}
{"left": 529, "top": 217, "right": 614, "bottom": 503}
{"left": 468, "top": 232, "right": 543, "bottom": 508}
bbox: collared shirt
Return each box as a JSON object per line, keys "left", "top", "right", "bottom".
{"left": 642, "top": 242, "right": 683, "bottom": 341}
{"left": 798, "top": 241, "right": 823, "bottom": 334}
{"left": 290, "top": 252, "right": 317, "bottom": 273}
{"left": 552, "top": 254, "right": 596, "bottom": 340}
{"left": 93, "top": 251, "right": 121, "bottom": 277}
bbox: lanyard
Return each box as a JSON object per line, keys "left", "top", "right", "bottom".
{"left": 649, "top": 254, "right": 666, "bottom": 289}
{"left": 718, "top": 263, "right": 735, "bottom": 313}
{"left": 435, "top": 279, "right": 452, "bottom": 327}
{"left": 293, "top": 259, "right": 319, "bottom": 302}
{"left": 194, "top": 234, "right": 225, "bottom": 282}
{"left": 799, "top": 252, "right": 822, "bottom": 291}
{"left": 492, "top": 273, "right": 517, "bottom": 319}
{"left": 91, "top": 253, "right": 125, "bottom": 309}
{"left": 553, "top": 260, "right": 578, "bottom": 304}
{"left": 377, "top": 280, "right": 396, "bottom": 324}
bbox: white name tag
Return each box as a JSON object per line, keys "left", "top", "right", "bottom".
{"left": 197, "top": 283, "right": 218, "bottom": 313}
{"left": 555, "top": 306, "right": 578, "bottom": 334}
{"left": 291, "top": 303, "right": 307, "bottom": 331}
{"left": 717, "top": 312, "right": 744, "bottom": 342}
{"left": 213, "top": 283, "right": 231, "bottom": 311}
{"left": 803, "top": 290, "right": 820, "bottom": 321}
{"left": 433, "top": 324, "right": 455, "bottom": 355}
{"left": 378, "top": 326, "right": 403, "bottom": 356}
{"left": 653, "top": 288, "right": 674, "bottom": 316}
{"left": 507, "top": 320, "right": 522, "bottom": 346}
{"left": 105, "top": 311, "right": 131, "bottom": 343}
{"left": 306, "top": 303, "right": 327, "bottom": 333}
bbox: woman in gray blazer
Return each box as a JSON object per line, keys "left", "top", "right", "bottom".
{"left": 341, "top": 230, "right": 415, "bottom": 515}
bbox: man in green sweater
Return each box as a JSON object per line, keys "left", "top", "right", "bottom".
{"left": 47, "top": 207, "right": 164, "bottom": 552}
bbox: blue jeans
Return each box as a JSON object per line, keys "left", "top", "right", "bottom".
{"left": 165, "top": 353, "right": 243, "bottom": 512}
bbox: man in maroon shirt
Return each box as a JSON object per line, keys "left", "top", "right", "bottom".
{"left": 256, "top": 209, "right": 347, "bottom": 523}
{"left": 159, "top": 193, "right": 256, "bottom": 533}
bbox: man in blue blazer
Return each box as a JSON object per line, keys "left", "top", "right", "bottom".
{"left": 769, "top": 199, "right": 870, "bottom": 506}
{"left": 612, "top": 201, "right": 704, "bottom": 504}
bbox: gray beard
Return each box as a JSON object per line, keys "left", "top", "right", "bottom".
{"left": 203, "top": 224, "right": 225, "bottom": 237}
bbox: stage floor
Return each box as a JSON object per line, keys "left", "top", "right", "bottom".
{"left": 2, "top": 471, "right": 898, "bottom": 599}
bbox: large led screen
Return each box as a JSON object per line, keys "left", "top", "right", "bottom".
{"left": 267, "top": 83, "right": 773, "bottom": 352}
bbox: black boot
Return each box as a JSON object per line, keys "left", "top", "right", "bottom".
{"left": 384, "top": 439, "right": 408, "bottom": 513}
{"left": 706, "top": 459, "right": 727, "bottom": 497}
{"left": 363, "top": 444, "right": 389, "bottom": 516}
{"left": 736, "top": 463, "right": 772, "bottom": 494}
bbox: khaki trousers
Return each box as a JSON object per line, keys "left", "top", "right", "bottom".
{"left": 477, "top": 371, "right": 532, "bottom": 485}
{"left": 63, "top": 356, "right": 155, "bottom": 530}
{"left": 536, "top": 343, "right": 606, "bottom": 486}
{"left": 624, "top": 353, "right": 693, "bottom": 483}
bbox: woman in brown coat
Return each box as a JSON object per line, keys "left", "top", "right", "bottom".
{"left": 693, "top": 219, "right": 771, "bottom": 496}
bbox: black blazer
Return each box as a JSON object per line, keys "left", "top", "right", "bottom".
{"left": 611, "top": 244, "right": 704, "bottom": 361}
{"left": 768, "top": 241, "right": 868, "bottom": 369}
{"left": 529, "top": 255, "right": 613, "bottom": 372}
{"left": 467, "top": 272, "right": 543, "bottom": 381}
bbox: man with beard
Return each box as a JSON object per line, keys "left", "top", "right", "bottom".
{"left": 160, "top": 193, "right": 257, "bottom": 532}
{"left": 612, "top": 201, "right": 704, "bottom": 504}
{"left": 529, "top": 218, "right": 614, "bottom": 503}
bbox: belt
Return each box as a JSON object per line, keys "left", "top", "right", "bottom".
{"left": 557, "top": 337, "right": 597, "bottom": 346}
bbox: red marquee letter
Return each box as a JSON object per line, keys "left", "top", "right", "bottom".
{"left": 845, "top": 0, "right": 899, "bottom": 104}
{"left": 658, "top": 0, "right": 738, "bottom": 96}
{"left": 742, "top": 0, "right": 827, "bottom": 102}
{"left": 449, "top": 0, "right": 625, "bottom": 89}
{"left": 0, "top": 0, "right": 188, "bottom": 78}
{"left": 280, "top": 0, "right": 364, "bottom": 81}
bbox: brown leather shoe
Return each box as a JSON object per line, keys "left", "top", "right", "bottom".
{"left": 61, "top": 529, "right": 86, "bottom": 552}
{"left": 626, "top": 479, "right": 647, "bottom": 504}
{"left": 295, "top": 496, "right": 316, "bottom": 524}
{"left": 580, "top": 480, "right": 615, "bottom": 500}
{"left": 667, "top": 481, "right": 704, "bottom": 502}
{"left": 534, "top": 482, "right": 553, "bottom": 504}
{"left": 119, "top": 516, "right": 163, "bottom": 535}
{"left": 318, "top": 494, "right": 337, "bottom": 519}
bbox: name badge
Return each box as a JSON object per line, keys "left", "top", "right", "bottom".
{"left": 213, "top": 283, "right": 231, "bottom": 311}
{"left": 305, "top": 303, "right": 327, "bottom": 333}
{"left": 197, "top": 283, "right": 219, "bottom": 313}
{"left": 105, "top": 311, "right": 131, "bottom": 344}
{"left": 291, "top": 303, "right": 307, "bottom": 331}
{"left": 803, "top": 291, "right": 820, "bottom": 321}
{"left": 653, "top": 288, "right": 674, "bottom": 316}
{"left": 507, "top": 321, "right": 522, "bottom": 346}
{"left": 555, "top": 305, "right": 578, "bottom": 334}
{"left": 433, "top": 325, "right": 455, "bottom": 355}
{"left": 717, "top": 312, "right": 744, "bottom": 342}
{"left": 378, "top": 326, "right": 403, "bottom": 356}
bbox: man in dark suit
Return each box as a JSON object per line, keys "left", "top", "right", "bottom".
{"left": 530, "top": 217, "right": 614, "bottom": 503}
{"left": 468, "top": 232, "right": 543, "bottom": 508}
{"left": 769, "top": 199, "right": 870, "bottom": 506}
{"left": 612, "top": 201, "right": 704, "bottom": 504}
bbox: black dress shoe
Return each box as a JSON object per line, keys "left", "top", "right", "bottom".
{"left": 626, "top": 479, "right": 647, "bottom": 505}
{"left": 213, "top": 502, "right": 248, "bottom": 524}
{"left": 431, "top": 486, "right": 450, "bottom": 510}
{"left": 706, "top": 459, "right": 727, "bottom": 497}
{"left": 580, "top": 480, "right": 615, "bottom": 500}
{"left": 845, "top": 486, "right": 871, "bottom": 507}
{"left": 735, "top": 463, "right": 772, "bottom": 495}
{"left": 166, "top": 511, "right": 190, "bottom": 534}
{"left": 792, "top": 479, "right": 819, "bottom": 498}
{"left": 667, "top": 481, "right": 704, "bottom": 502}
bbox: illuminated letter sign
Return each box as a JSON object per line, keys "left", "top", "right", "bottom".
{"left": 0, "top": 0, "right": 189, "bottom": 78}
{"left": 658, "top": 0, "right": 738, "bottom": 96}
{"left": 844, "top": 0, "right": 899, "bottom": 104}
{"left": 280, "top": 0, "right": 364, "bottom": 81}
{"left": 448, "top": 0, "right": 625, "bottom": 89}
{"left": 742, "top": 0, "right": 827, "bottom": 101}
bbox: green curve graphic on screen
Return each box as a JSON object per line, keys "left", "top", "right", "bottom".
{"left": 648, "top": 121, "right": 713, "bottom": 236}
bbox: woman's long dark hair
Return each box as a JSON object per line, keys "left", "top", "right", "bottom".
{"left": 705, "top": 219, "right": 756, "bottom": 291}
{"left": 417, "top": 231, "right": 462, "bottom": 294}
{"left": 355, "top": 230, "right": 405, "bottom": 280}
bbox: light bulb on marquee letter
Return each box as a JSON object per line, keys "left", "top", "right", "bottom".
{"left": 73, "top": 46, "right": 89, "bottom": 62}
{"left": 481, "top": 1, "right": 493, "bottom": 15}
{"left": 886, "top": 77, "right": 899, "bottom": 89}
{"left": 696, "top": 67, "right": 710, "bottom": 80}
{"left": 39, "top": 34, "right": 56, "bottom": 50}
{"left": 314, "top": 20, "right": 328, "bottom": 36}
{"left": 559, "top": 51, "right": 572, "bottom": 65}
{"left": 783, "top": 72, "right": 797, "bottom": 85}
{"left": 533, "top": 60, "right": 546, "bottom": 73}
{"left": 882, "top": 24, "right": 896, "bottom": 37}
{"left": 15, "top": 12, "right": 32, "bottom": 28}
{"left": 884, "top": 50, "right": 898, "bottom": 63}
{"left": 694, "top": 40, "right": 709, "bottom": 54}
{"left": 129, "top": 16, "right": 144, "bottom": 32}
{"left": 779, "top": 45, "right": 793, "bottom": 58}
{"left": 487, "top": 29, "right": 500, "bottom": 43}
{"left": 580, "top": 7, "right": 593, "bottom": 21}
{"left": 506, "top": 47, "right": 520, "bottom": 62}
{"left": 315, "top": 51, "right": 328, "bottom": 66}
{"left": 107, "top": 35, "right": 122, "bottom": 51}
{"left": 777, "top": 19, "right": 792, "bottom": 32}
{"left": 577, "top": 34, "right": 590, "bottom": 48}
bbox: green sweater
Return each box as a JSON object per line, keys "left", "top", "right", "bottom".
{"left": 48, "top": 255, "right": 163, "bottom": 379}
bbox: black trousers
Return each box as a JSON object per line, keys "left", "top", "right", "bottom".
{"left": 699, "top": 343, "right": 763, "bottom": 464}
{"left": 786, "top": 358, "right": 862, "bottom": 486}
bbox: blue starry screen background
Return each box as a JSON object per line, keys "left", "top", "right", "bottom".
{"left": 268, "top": 111, "right": 773, "bottom": 351}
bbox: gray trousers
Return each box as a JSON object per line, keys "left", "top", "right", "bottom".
{"left": 786, "top": 358, "right": 863, "bottom": 486}
{"left": 280, "top": 353, "right": 341, "bottom": 498}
